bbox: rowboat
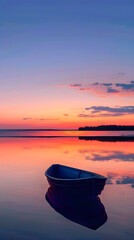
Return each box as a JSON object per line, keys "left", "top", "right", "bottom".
{"left": 45, "top": 164, "right": 107, "bottom": 197}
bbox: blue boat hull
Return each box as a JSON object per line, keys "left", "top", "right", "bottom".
{"left": 45, "top": 164, "right": 107, "bottom": 197}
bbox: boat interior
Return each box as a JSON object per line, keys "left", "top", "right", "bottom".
{"left": 46, "top": 164, "right": 101, "bottom": 180}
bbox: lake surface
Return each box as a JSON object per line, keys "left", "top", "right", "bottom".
{"left": 0, "top": 130, "right": 134, "bottom": 137}
{"left": 0, "top": 134, "right": 134, "bottom": 240}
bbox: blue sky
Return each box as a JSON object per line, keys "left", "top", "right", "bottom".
{"left": 0, "top": 0, "right": 134, "bottom": 128}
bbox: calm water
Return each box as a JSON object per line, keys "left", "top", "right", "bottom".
{"left": 0, "top": 135, "right": 134, "bottom": 240}
{"left": 0, "top": 130, "right": 134, "bottom": 137}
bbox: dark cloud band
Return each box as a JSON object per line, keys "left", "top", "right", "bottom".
{"left": 77, "top": 106, "right": 134, "bottom": 117}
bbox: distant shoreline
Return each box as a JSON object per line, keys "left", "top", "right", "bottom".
{"left": 79, "top": 125, "right": 134, "bottom": 131}
{"left": 0, "top": 125, "right": 134, "bottom": 132}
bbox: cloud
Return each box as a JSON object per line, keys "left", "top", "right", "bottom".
{"left": 38, "top": 118, "right": 59, "bottom": 121}
{"left": 69, "top": 84, "right": 82, "bottom": 87}
{"left": 116, "top": 81, "right": 134, "bottom": 91}
{"left": 79, "top": 87, "right": 90, "bottom": 91}
{"left": 101, "top": 83, "right": 113, "bottom": 86}
{"left": 23, "top": 118, "right": 32, "bottom": 120}
{"left": 83, "top": 106, "right": 134, "bottom": 117}
{"left": 77, "top": 113, "right": 122, "bottom": 117}
{"left": 23, "top": 118, "right": 59, "bottom": 121}
{"left": 93, "top": 82, "right": 99, "bottom": 85}
{"left": 85, "top": 106, "right": 134, "bottom": 113}
{"left": 117, "top": 72, "right": 125, "bottom": 77}
{"left": 107, "top": 87, "right": 120, "bottom": 93}
{"left": 58, "top": 81, "right": 134, "bottom": 97}
{"left": 64, "top": 114, "right": 69, "bottom": 116}
{"left": 58, "top": 84, "right": 81, "bottom": 88}
{"left": 78, "top": 114, "right": 90, "bottom": 118}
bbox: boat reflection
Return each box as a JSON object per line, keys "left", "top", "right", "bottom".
{"left": 46, "top": 187, "right": 107, "bottom": 230}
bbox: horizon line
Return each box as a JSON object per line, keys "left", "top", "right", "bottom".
{"left": 0, "top": 129, "right": 77, "bottom": 131}
{"left": 0, "top": 125, "right": 134, "bottom": 131}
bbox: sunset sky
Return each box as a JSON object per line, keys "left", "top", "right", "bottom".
{"left": 0, "top": 0, "right": 134, "bottom": 129}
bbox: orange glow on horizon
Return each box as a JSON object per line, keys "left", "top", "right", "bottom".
{"left": 0, "top": 138, "right": 134, "bottom": 179}
{"left": 0, "top": 111, "right": 134, "bottom": 129}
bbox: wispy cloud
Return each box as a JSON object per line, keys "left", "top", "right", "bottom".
{"left": 38, "top": 118, "right": 59, "bottom": 121}
{"left": 58, "top": 84, "right": 81, "bottom": 88}
{"left": 23, "top": 118, "right": 59, "bottom": 121}
{"left": 116, "top": 81, "right": 134, "bottom": 91}
{"left": 101, "top": 83, "right": 113, "bottom": 86}
{"left": 58, "top": 81, "right": 134, "bottom": 97}
{"left": 93, "top": 82, "right": 99, "bottom": 85}
{"left": 117, "top": 72, "right": 125, "bottom": 77}
{"left": 79, "top": 87, "right": 90, "bottom": 91}
{"left": 78, "top": 114, "right": 90, "bottom": 118}
{"left": 85, "top": 106, "right": 134, "bottom": 113}
{"left": 78, "top": 106, "right": 134, "bottom": 118}
{"left": 69, "top": 84, "right": 82, "bottom": 87}
{"left": 23, "top": 118, "right": 32, "bottom": 120}
{"left": 107, "top": 87, "right": 120, "bottom": 93}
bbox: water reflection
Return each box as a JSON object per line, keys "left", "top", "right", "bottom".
{"left": 0, "top": 137, "right": 134, "bottom": 239}
{"left": 116, "top": 177, "right": 134, "bottom": 186}
{"left": 85, "top": 151, "right": 134, "bottom": 162}
{"left": 0, "top": 130, "right": 134, "bottom": 138}
{"left": 79, "top": 136, "right": 134, "bottom": 142}
{"left": 46, "top": 187, "right": 107, "bottom": 230}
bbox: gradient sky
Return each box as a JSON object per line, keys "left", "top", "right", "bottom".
{"left": 0, "top": 0, "right": 134, "bottom": 128}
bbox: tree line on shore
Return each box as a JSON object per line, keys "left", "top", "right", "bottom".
{"left": 79, "top": 125, "right": 134, "bottom": 131}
